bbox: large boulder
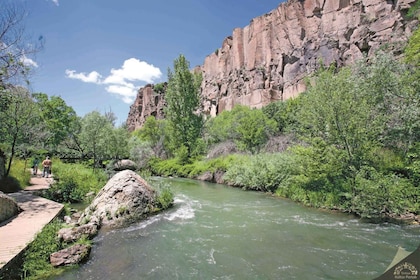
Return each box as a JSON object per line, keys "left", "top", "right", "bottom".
{"left": 0, "top": 192, "right": 21, "bottom": 223}
{"left": 78, "top": 170, "right": 156, "bottom": 227}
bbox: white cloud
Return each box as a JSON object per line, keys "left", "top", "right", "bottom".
{"left": 65, "top": 58, "right": 162, "bottom": 103}
{"left": 51, "top": 0, "right": 59, "bottom": 6}
{"left": 65, "top": 70, "right": 102, "bottom": 84}
{"left": 105, "top": 84, "right": 137, "bottom": 104}
{"left": 21, "top": 55, "right": 38, "bottom": 68}
{"left": 103, "top": 58, "right": 162, "bottom": 84}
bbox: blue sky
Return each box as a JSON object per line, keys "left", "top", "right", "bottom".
{"left": 22, "top": 0, "right": 285, "bottom": 124}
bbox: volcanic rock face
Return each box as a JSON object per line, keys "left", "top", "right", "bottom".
{"left": 126, "top": 0, "right": 417, "bottom": 128}
{"left": 200, "top": 0, "right": 417, "bottom": 116}
{"left": 126, "top": 84, "right": 166, "bottom": 132}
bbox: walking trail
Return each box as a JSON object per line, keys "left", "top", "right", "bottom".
{"left": 0, "top": 171, "right": 63, "bottom": 275}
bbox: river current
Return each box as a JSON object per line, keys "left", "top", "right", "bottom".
{"left": 54, "top": 177, "right": 419, "bottom": 280}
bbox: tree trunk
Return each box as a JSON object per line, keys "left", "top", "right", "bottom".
{"left": 0, "top": 149, "right": 6, "bottom": 180}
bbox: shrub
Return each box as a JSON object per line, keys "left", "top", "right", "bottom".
{"left": 224, "top": 153, "right": 296, "bottom": 192}
{"left": 154, "top": 181, "right": 174, "bottom": 210}
{"left": 42, "top": 160, "right": 107, "bottom": 203}
{"left": 150, "top": 154, "right": 239, "bottom": 179}
{"left": 350, "top": 167, "right": 419, "bottom": 218}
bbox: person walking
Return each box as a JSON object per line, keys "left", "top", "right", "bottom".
{"left": 32, "top": 157, "right": 39, "bottom": 175}
{"left": 42, "top": 156, "right": 52, "bottom": 178}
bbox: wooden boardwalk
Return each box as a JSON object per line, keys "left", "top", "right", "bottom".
{"left": 0, "top": 174, "right": 63, "bottom": 276}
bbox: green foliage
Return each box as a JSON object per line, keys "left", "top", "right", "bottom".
{"left": 10, "top": 158, "right": 31, "bottom": 186}
{"left": 22, "top": 219, "right": 63, "bottom": 279}
{"left": 298, "top": 65, "right": 378, "bottom": 169}
{"left": 149, "top": 157, "right": 183, "bottom": 177}
{"left": 406, "top": 0, "right": 420, "bottom": 19}
{"left": 78, "top": 111, "right": 128, "bottom": 166}
{"left": 350, "top": 167, "right": 419, "bottom": 218}
{"left": 406, "top": 142, "right": 420, "bottom": 186}
{"left": 128, "top": 137, "right": 154, "bottom": 169}
{"left": 206, "top": 105, "right": 278, "bottom": 153}
{"left": 0, "top": 158, "right": 31, "bottom": 192}
{"left": 262, "top": 98, "right": 301, "bottom": 133}
{"left": 33, "top": 93, "right": 79, "bottom": 148}
{"left": 367, "top": 148, "right": 405, "bottom": 174}
{"left": 0, "top": 88, "right": 37, "bottom": 176}
{"left": 150, "top": 154, "right": 238, "bottom": 178}
{"left": 405, "top": 27, "right": 420, "bottom": 67}
{"left": 224, "top": 153, "right": 296, "bottom": 192}
{"left": 152, "top": 180, "right": 174, "bottom": 210}
{"left": 165, "top": 55, "right": 203, "bottom": 159}
{"left": 134, "top": 116, "right": 163, "bottom": 144}
{"left": 42, "top": 160, "right": 107, "bottom": 203}
{"left": 153, "top": 82, "right": 166, "bottom": 94}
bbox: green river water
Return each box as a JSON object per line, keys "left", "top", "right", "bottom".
{"left": 54, "top": 177, "right": 419, "bottom": 280}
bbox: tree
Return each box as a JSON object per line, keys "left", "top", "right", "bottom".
{"left": 105, "top": 126, "right": 129, "bottom": 161}
{"left": 165, "top": 55, "right": 203, "bottom": 160}
{"left": 0, "top": 86, "right": 36, "bottom": 176}
{"left": 33, "top": 93, "right": 79, "bottom": 149}
{"left": 133, "top": 116, "right": 168, "bottom": 157}
{"left": 0, "top": 1, "right": 42, "bottom": 85}
{"left": 79, "top": 111, "right": 113, "bottom": 167}
{"left": 206, "top": 105, "right": 277, "bottom": 153}
{"left": 297, "top": 65, "right": 379, "bottom": 169}
{"left": 0, "top": 1, "right": 42, "bottom": 179}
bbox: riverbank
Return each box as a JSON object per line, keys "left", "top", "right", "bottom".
{"left": 149, "top": 154, "right": 420, "bottom": 225}
{"left": 0, "top": 174, "right": 63, "bottom": 278}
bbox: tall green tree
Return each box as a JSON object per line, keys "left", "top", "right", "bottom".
{"left": 165, "top": 55, "right": 203, "bottom": 160}
{"left": 297, "top": 65, "right": 379, "bottom": 169}
{"left": 33, "top": 93, "right": 79, "bottom": 149}
{"left": 0, "top": 1, "right": 42, "bottom": 179}
{"left": 79, "top": 111, "right": 113, "bottom": 167}
{"left": 0, "top": 87, "right": 36, "bottom": 176}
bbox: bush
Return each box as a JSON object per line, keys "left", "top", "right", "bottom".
{"left": 153, "top": 180, "right": 174, "bottom": 211}
{"left": 150, "top": 154, "right": 239, "bottom": 179}
{"left": 350, "top": 167, "right": 420, "bottom": 218}
{"left": 205, "top": 105, "right": 278, "bottom": 153}
{"left": 42, "top": 160, "right": 107, "bottom": 203}
{"left": 224, "top": 153, "right": 296, "bottom": 192}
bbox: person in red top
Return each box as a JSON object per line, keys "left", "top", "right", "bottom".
{"left": 42, "top": 156, "right": 52, "bottom": 178}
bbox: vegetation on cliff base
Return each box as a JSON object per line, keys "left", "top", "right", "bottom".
{"left": 145, "top": 51, "right": 420, "bottom": 221}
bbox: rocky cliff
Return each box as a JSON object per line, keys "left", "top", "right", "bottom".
{"left": 127, "top": 0, "right": 417, "bottom": 130}
{"left": 126, "top": 84, "right": 166, "bottom": 131}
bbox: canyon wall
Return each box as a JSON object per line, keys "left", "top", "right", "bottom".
{"left": 126, "top": 84, "right": 166, "bottom": 131}
{"left": 127, "top": 0, "right": 417, "bottom": 131}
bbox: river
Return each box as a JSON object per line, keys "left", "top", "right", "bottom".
{"left": 54, "top": 177, "right": 419, "bottom": 280}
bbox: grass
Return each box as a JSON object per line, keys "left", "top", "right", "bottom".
{"left": 0, "top": 159, "right": 31, "bottom": 193}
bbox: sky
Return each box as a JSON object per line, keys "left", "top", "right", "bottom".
{"left": 19, "top": 0, "right": 285, "bottom": 124}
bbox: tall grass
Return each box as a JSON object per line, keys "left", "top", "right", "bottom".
{"left": 21, "top": 219, "right": 64, "bottom": 279}
{"left": 42, "top": 159, "right": 107, "bottom": 203}
{"left": 0, "top": 159, "right": 31, "bottom": 193}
